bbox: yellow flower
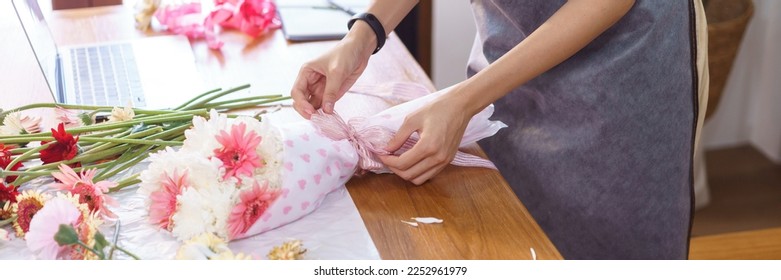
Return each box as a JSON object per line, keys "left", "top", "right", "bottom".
{"left": 12, "top": 190, "right": 49, "bottom": 238}
{"left": 267, "top": 239, "right": 306, "bottom": 260}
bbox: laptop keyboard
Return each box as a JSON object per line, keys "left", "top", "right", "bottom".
{"left": 69, "top": 43, "right": 146, "bottom": 107}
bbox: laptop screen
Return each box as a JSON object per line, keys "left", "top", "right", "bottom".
{"left": 12, "top": 0, "right": 59, "bottom": 99}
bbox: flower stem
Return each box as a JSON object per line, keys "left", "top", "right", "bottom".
{"left": 0, "top": 103, "right": 174, "bottom": 117}
{"left": 183, "top": 84, "right": 251, "bottom": 110}
{"left": 76, "top": 240, "right": 105, "bottom": 260}
{"left": 78, "top": 136, "right": 182, "bottom": 146}
{"left": 209, "top": 96, "right": 291, "bottom": 111}
{"left": 5, "top": 142, "right": 53, "bottom": 183}
{"left": 174, "top": 87, "right": 222, "bottom": 110}
{"left": 109, "top": 173, "right": 141, "bottom": 193}
{"left": 114, "top": 245, "right": 141, "bottom": 260}
{"left": 202, "top": 94, "right": 283, "bottom": 107}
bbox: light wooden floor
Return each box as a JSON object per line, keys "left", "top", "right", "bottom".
{"left": 689, "top": 145, "right": 781, "bottom": 259}
{"left": 692, "top": 145, "right": 781, "bottom": 236}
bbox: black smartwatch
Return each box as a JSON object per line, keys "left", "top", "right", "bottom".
{"left": 347, "top": 12, "right": 386, "bottom": 54}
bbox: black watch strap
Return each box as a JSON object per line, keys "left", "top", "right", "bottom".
{"left": 347, "top": 12, "right": 386, "bottom": 54}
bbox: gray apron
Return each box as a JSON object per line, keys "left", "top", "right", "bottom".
{"left": 470, "top": 0, "right": 700, "bottom": 259}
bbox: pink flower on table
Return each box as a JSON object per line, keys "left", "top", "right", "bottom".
{"left": 213, "top": 122, "right": 263, "bottom": 181}
{"left": 51, "top": 164, "right": 118, "bottom": 219}
{"left": 54, "top": 107, "right": 93, "bottom": 128}
{"left": 149, "top": 169, "right": 189, "bottom": 230}
{"left": 227, "top": 180, "right": 280, "bottom": 239}
{"left": 25, "top": 196, "right": 82, "bottom": 259}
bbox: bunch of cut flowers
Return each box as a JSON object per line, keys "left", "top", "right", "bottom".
{"left": 0, "top": 84, "right": 289, "bottom": 259}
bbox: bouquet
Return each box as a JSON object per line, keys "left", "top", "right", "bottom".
{"left": 0, "top": 84, "right": 289, "bottom": 259}
{"left": 139, "top": 83, "right": 507, "bottom": 241}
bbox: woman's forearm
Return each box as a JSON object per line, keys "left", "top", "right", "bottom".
{"left": 455, "top": 0, "right": 635, "bottom": 116}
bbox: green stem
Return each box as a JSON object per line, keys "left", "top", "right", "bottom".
{"left": 209, "top": 96, "right": 291, "bottom": 111}
{"left": 2, "top": 170, "right": 52, "bottom": 176}
{"left": 114, "top": 245, "right": 141, "bottom": 260}
{"left": 109, "top": 174, "right": 140, "bottom": 193}
{"left": 174, "top": 87, "right": 222, "bottom": 110}
{"left": 76, "top": 240, "right": 105, "bottom": 260}
{"left": 0, "top": 103, "right": 173, "bottom": 117}
{"left": 80, "top": 127, "right": 157, "bottom": 155}
{"left": 0, "top": 113, "right": 202, "bottom": 139}
{"left": 202, "top": 94, "right": 283, "bottom": 107}
{"left": 94, "top": 146, "right": 153, "bottom": 181}
{"left": 94, "top": 145, "right": 146, "bottom": 180}
{"left": 9, "top": 147, "right": 33, "bottom": 154}
{"left": 81, "top": 127, "right": 129, "bottom": 138}
{"left": 183, "top": 84, "right": 251, "bottom": 110}
{"left": 78, "top": 136, "right": 182, "bottom": 146}
{"left": 4, "top": 142, "right": 53, "bottom": 181}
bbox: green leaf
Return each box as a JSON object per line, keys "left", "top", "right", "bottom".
{"left": 54, "top": 224, "right": 79, "bottom": 246}
{"left": 93, "top": 231, "right": 110, "bottom": 252}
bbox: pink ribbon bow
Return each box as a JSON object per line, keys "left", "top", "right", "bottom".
{"left": 310, "top": 111, "right": 497, "bottom": 173}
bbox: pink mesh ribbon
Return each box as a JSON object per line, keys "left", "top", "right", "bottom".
{"left": 310, "top": 110, "right": 497, "bottom": 173}
{"left": 155, "top": 0, "right": 280, "bottom": 49}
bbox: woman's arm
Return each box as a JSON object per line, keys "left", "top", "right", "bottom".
{"left": 382, "top": 0, "right": 636, "bottom": 185}
{"left": 291, "top": 0, "right": 418, "bottom": 119}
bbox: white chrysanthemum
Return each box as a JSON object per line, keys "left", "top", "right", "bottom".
{"left": 196, "top": 182, "right": 238, "bottom": 239}
{"left": 107, "top": 106, "right": 135, "bottom": 123}
{"left": 181, "top": 110, "right": 228, "bottom": 157}
{"left": 234, "top": 117, "right": 284, "bottom": 190}
{"left": 138, "top": 148, "right": 227, "bottom": 198}
{"left": 170, "top": 188, "right": 214, "bottom": 241}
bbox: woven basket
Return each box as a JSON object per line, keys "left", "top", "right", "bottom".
{"left": 705, "top": 0, "right": 754, "bottom": 119}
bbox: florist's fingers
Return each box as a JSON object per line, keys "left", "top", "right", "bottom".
{"left": 385, "top": 118, "right": 418, "bottom": 153}
{"left": 322, "top": 70, "right": 347, "bottom": 114}
{"left": 307, "top": 79, "right": 326, "bottom": 109}
{"left": 291, "top": 68, "right": 317, "bottom": 119}
{"left": 411, "top": 164, "right": 448, "bottom": 185}
{"left": 396, "top": 156, "right": 441, "bottom": 184}
{"left": 381, "top": 137, "right": 434, "bottom": 171}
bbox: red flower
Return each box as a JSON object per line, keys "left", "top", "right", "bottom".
{"left": 0, "top": 182, "right": 19, "bottom": 204}
{"left": 1, "top": 144, "right": 24, "bottom": 183}
{"left": 40, "top": 123, "right": 79, "bottom": 164}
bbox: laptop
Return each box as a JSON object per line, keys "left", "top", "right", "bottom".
{"left": 12, "top": 0, "right": 202, "bottom": 109}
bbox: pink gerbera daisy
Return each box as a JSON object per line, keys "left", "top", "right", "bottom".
{"left": 149, "top": 169, "right": 189, "bottom": 230}
{"left": 25, "top": 196, "right": 82, "bottom": 259}
{"left": 227, "top": 180, "right": 280, "bottom": 239}
{"left": 51, "top": 164, "right": 118, "bottom": 219}
{"left": 213, "top": 122, "right": 263, "bottom": 180}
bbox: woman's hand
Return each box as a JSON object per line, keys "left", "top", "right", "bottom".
{"left": 290, "top": 27, "right": 376, "bottom": 119}
{"left": 380, "top": 87, "right": 473, "bottom": 185}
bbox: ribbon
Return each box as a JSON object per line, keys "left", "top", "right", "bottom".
{"left": 310, "top": 111, "right": 497, "bottom": 173}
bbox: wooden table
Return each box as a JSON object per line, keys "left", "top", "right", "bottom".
{"left": 0, "top": 1, "right": 561, "bottom": 260}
